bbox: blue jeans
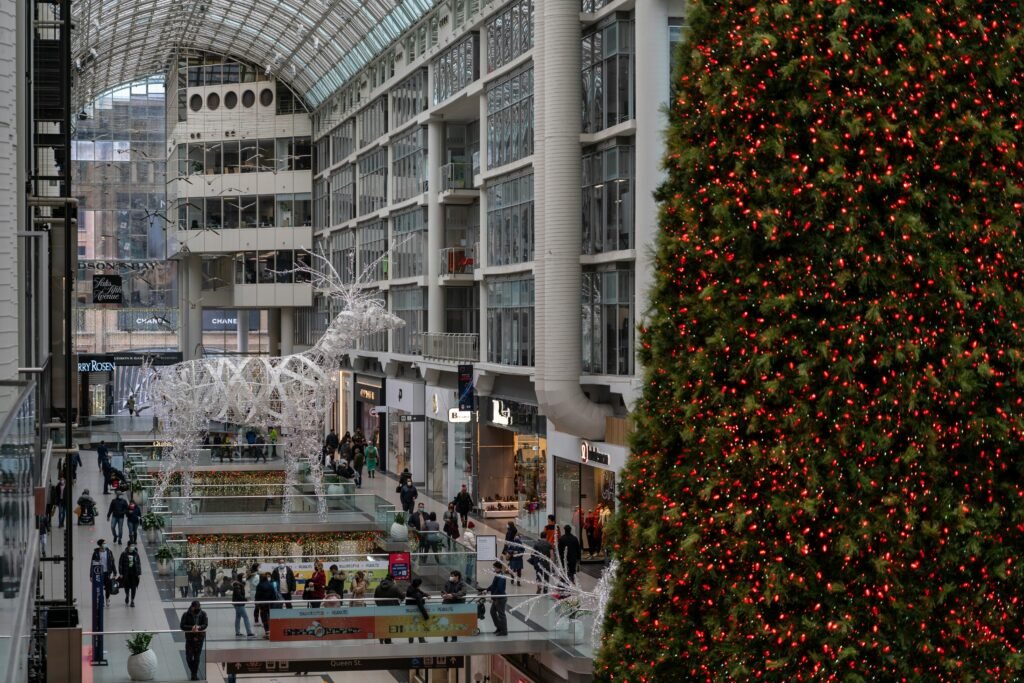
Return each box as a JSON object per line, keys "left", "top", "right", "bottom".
{"left": 233, "top": 604, "right": 253, "bottom": 635}
{"left": 110, "top": 516, "right": 124, "bottom": 542}
{"left": 57, "top": 503, "right": 66, "bottom": 527}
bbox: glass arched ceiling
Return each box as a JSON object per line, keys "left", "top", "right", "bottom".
{"left": 71, "top": 0, "right": 434, "bottom": 111}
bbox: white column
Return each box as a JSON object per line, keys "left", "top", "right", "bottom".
{"left": 426, "top": 119, "right": 445, "bottom": 334}
{"left": 236, "top": 309, "right": 248, "bottom": 353}
{"left": 633, "top": 0, "right": 672, "bottom": 382}
{"left": 268, "top": 308, "right": 281, "bottom": 356}
{"left": 184, "top": 254, "right": 203, "bottom": 359}
{"left": 280, "top": 307, "right": 294, "bottom": 356}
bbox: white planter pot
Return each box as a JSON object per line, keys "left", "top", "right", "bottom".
{"left": 326, "top": 484, "right": 346, "bottom": 498}
{"left": 390, "top": 522, "right": 409, "bottom": 542}
{"left": 144, "top": 528, "right": 159, "bottom": 544}
{"left": 157, "top": 559, "right": 171, "bottom": 576}
{"left": 127, "top": 649, "right": 158, "bottom": 681}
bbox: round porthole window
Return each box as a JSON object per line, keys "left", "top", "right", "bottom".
{"left": 189, "top": 94, "right": 202, "bottom": 112}
{"left": 224, "top": 91, "right": 238, "bottom": 109}
{"left": 241, "top": 89, "right": 256, "bottom": 108}
{"left": 206, "top": 92, "right": 220, "bottom": 111}
{"left": 259, "top": 88, "right": 274, "bottom": 107}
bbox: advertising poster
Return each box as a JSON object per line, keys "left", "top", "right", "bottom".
{"left": 259, "top": 559, "right": 389, "bottom": 590}
{"left": 388, "top": 552, "right": 411, "bottom": 581}
{"left": 268, "top": 604, "right": 479, "bottom": 642}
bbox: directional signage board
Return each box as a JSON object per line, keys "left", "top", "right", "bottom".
{"left": 227, "top": 656, "right": 464, "bottom": 674}
{"left": 448, "top": 408, "right": 472, "bottom": 423}
{"left": 396, "top": 414, "right": 425, "bottom": 423}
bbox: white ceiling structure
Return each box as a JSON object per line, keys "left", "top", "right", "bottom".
{"left": 70, "top": 0, "right": 435, "bottom": 110}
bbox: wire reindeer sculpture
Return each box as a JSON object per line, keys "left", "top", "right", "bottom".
{"left": 148, "top": 251, "right": 404, "bottom": 520}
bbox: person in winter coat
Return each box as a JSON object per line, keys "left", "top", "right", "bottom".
{"left": 350, "top": 571, "right": 368, "bottom": 605}
{"left": 326, "top": 565, "right": 346, "bottom": 598}
{"left": 364, "top": 441, "right": 378, "bottom": 479}
{"left": 373, "top": 574, "right": 405, "bottom": 643}
{"left": 482, "top": 561, "right": 509, "bottom": 635}
{"left": 91, "top": 539, "right": 117, "bottom": 606}
{"left": 352, "top": 448, "right": 365, "bottom": 488}
{"left": 231, "top": 572, "right": 255, "bottom": 637}
{"left": 505, "top": 528, "right": 525, "bottom": 586}
{"left": 246, "top": 564, "right": 261, "bottom": 626}
{"left": 557, "top": 525, "right": 583, "bottom": 586}
{"left": 404, "top": 577, "right": 430, "bottom": 643}
{"left": 307, "top": 560, "right": 327, "bottom": 608}
{"left": 443, "top": 502, "right": 460, "bottom": 550}
{"left": 453, "top": 484, "right": 474, "bottom": 527}
{"left": 397, "top": 481, "right": 419, "bottom": 515}
{"left": 441, "top": 569, "right": 468, "bottom": 642}
{"left": 125, "top": 500, "right": 143, "bottom": 544}
{"left": 272, "top": 559, "right": 296, "bottom": 608}
{"left": 118, "top": 542, "right": 143, "bottom": 607}
{"left": 254, "top": 573, "right": 279, "bottom": 638}
{"left": 179, "top": 601, "right": 208, "bottom": 680}
{"left": 529, "top": 538, "right": 553, "bottom": 594}
{"left": 107, "top": 492, "right": 129, "bottom": 544}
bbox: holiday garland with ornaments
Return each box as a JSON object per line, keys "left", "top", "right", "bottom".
{"left": 164, "top": 470, "right": 285, "bottom": 497}
{"left": 597, "top": 1, "right": 1024, "bottom": 681}
{"left": 185, "top": 532, "right": 382, "bottom": 559}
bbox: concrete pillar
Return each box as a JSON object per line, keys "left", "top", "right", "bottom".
{"left": 236, "top": 309, "right": 249, "bottom": 353}
{"left": 426, "top": 119, "right": 445, "bottom": 334}
{"left": 280, "top": 307, "right": 294, "bottom": 356}
{"left": 633, "top": 0, "right": 672, "bottom": 379}
{"left": 184, "top": 254, "right": 203, "bottom": 359}
{"left": 268, "top": 308, "right": 281, "bottom": 356}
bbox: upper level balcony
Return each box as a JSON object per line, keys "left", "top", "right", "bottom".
{"left": 438, "top": 162, "right": 479, "bottom": 204}
{"left": 438, "top": 244, "right": 478, "bottom": 285}
{"left": 422, "top": 332, "right": 479, "bottom": 363}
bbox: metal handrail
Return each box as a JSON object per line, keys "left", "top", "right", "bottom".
{"left": 422, "top": 332, "right": 479, "bottom": 362}
{"left": 439, "top": 245, "right": 476, "bottom": 275}
{"left": 441, "top": 161, "right": 473, "bottom": 191}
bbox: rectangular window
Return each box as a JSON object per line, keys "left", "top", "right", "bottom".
{"left": 359, "top": 290, "right": 389, "bottom": 352}
{"left": 487, "top": 171, "right": 534, "bottom": 266}
{"left": 329, "top": 228, "right": 357, "bottom": 284}
{"left": 582, "top": 20, "right": 635, "bottom": 133}
{"left": 315, "top": 136, "right": 330, "bottom": 174}
{"left": 392, "top": 126, "right": 427, "bottom": 203}
{"left": 582, "top": 143, "right": 633, "bottom": 254}
{"left": 331, "top": 164, "right": 356, "bottom": 225}
{"left": 331, "top": 119, "right": 356, "bottom": 164}
{"left": 391, "top": 69, "right": 428, "bottom": 129}
{"left": 446, "top": 286, "right": 479, "bottom": 334}
{"left": 358, "top": 218, "right": 388, "bottom": 281}
{"left": 392, "top": 207, "right": 427, "bottom": 279}
{"left": 486, "top": 277, "right": 534, "bottom": 367}
{"left": 486, "top": 66, "right": 534, "bottom": 169}
{"left": 433, "top": 33, "right": 479, "bottom": 105}
{"left": 485, "top": 0, "right": 534, "bottom": 72}
{"left": 392, "top": 285, "right": 425, "bottom": 355}
{"left": 669, "top": 19, "right": 687, "bottom": 88}
{"left": 357, "top": 148, "right": 388, "bottom": 216}
{"left": 358, "top": 97, "right": 388, "bottom": 148}
{"left": 582, "top": 267, "right": 634, "bottom": 375}
{"left": 314, "top": 178, "right": 330, "bottom": 229}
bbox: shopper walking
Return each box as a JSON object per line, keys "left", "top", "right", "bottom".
{"left": 398, "top": 480, "right": 419, "bottom": 516}
{"left": 352, "top": 447, "right": 365, "bottom": 488}
{"left": 453, "top": 484, "right": 474, "bottom": 527}
{"left": 254, "top": 572, "right": 278, "bottom": 638}
{"left": 106, "top": 492, "right": 128, "bottom": 544}
{"left": 96, "top": 440, "right": 109, "bottom": 472}
{"left": 557, "top": 524, "right": 582, "bottom": 586}
{"left": 441, "top": 570, "right": 468, "bottom": 642}
{"left": 246, "top": 564, "right": 261, "bottom": 627}
{"left": 529, "top": 538, "right": 553, "bottom": 594}
{"left": 364, "top": 440, "right": 378, "bottom": 479}
{"left": 91, "top": 539, "right": 116, "bottom": 607}
{"left": 443, "top": 502, "right": 460, "bottom": 550}
{"left": 405, "top": 577, "right": 430, "bottom": 643}
{"left": 125, "top": 500, "right": 142, "bottom": 544}
{"left": 231, "top": 573, "right": 255, "bottom": 637}
{"left": 52, "top": 474, "right": 68, "bottom": 528}
{"left": 179, "top": 600, "right": 208, "bottom": 680}
{"left": 118, "top": 542, "right": 142, "bottom": 607}
{"left": 126, "top": 394, "right": 137, "bottom": 417}
{"left": 483, "top": 561, "right": 509, "bottom": 635}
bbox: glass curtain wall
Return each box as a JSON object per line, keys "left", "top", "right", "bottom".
{"left": 582, "top": 144, "right": 634, "bottom": 253}
{"left": 332, "top": 119, "right": 356, "bottom": 164}
{"left": 392, "top": 207, "right": 427, "bottom": 278}
{"left": 392, "top": 69, "right": 428, "bottom": 128}
{"left": 357, "top": 149, "right": 388, "bottom": 216}
{"left": 486, "top": 277, "right": 535, "bottom": 366}
{"left": 582, "top": 19, "right": 635, "bottom": 133}
{"left": 392, "top": 126, "right": 428, "bottom": 202}
{"left": 392, "top": 286, "right": 425, "bottom": 355}
{"left": 486, "top": 66, "right": 534, "bottom": 169}
{"left": 582, "top": 267, "right": 635, "bottom": 375}
{"left": 358, "top": 219, "right": 388, "bottom": 280}
{"left": 433, "top": 34, "right": 479, "bottom": 104}
{"left": 331, "top": 165, "right": 356, "bottom": 225}
{"left": 486, "top": 0, "right": 535, "bottom": 72}
{"left": 426, "top": 417, "right": 448, "bottom": 499}
{"left": 486, "top": 172, "right": 534, "bottom": 266}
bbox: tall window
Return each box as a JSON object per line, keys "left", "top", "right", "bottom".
{"left": 486, "top": 0, "right": 534, "bottom": 72}
{"left": 446, "top": 287, "right": 479, "bottom": 334}
{"left": 315, "top": 136, "right": 330, "bottom": 173}
{"left": 487, "top": 172, "right": 534, "bottom": 266}
{"left": 359, "top": 290, "right": 389, "bottom": 352}
{"left": 331, "top": 119, "right": 356, "bottom": 165}
{"left": 392, "top": 207, "right": 427, "bottom": 279}
{"left": 669, "top": 19, "right": 687, "bottom": 88}
{"left": 314, "top": 178, "right": 330, "bottom": 229}
{"left": 582, "top": 144, "right": 633, "bottom": 254}
{"left": 358, "top": 98, "right": 388, "bottom": 148}
{"left": 433, "top": 34, "right": 479, "bottom": 104}
{"left": 582, "top": 20, "right": 635, "bottom": 133}
{"left": 392, "top": 69, "right": 428, "bottom": 128}
{"left": 331, "top": 164, "right": 356, "bottom": 225}
{"left": 358, "top": 219, "right": 388, "bottom": 281}
{"left": 357, "top": 149, "right": 388, "bottom": 216}
{"left": 392, "top": 286, "right": 425, "bottom": 355}
{"left": 392, "top": 127, "right": 427, "bottom": 202}
{"left": 329, "top": 228, "right": 356, "bottom": 284}
{"left": 486, "top": 66, "right": 534, "bottom": 169}
{"left": 582, "top": 268, "right": 634, "bottom": 375}
{"left": 486, "top": 277, "right": 534, "bottom": 367}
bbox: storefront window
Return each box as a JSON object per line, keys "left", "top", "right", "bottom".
{"left": 452, "top": 422, "right": 475, "bottom": 499}
{"left": 514, "top": 434, "right": 546, "bottom": 534}
{"left": 553, "top": 457, "right": 616, "bottom": 561}
{"left": 388, "top": 409, "right": 413, "bottom": 477}
{"left": 426, "top": 418, "right": 448, "bottom": 499}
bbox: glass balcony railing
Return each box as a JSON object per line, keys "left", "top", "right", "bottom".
{"left": 439, "top": 245, "right": 477, "bottom": 275}
{"left": 421, "top": 333, "right": 479, "bottom": 363}
{"left": 441, "top": 162, "right": 474, "bottom": 191}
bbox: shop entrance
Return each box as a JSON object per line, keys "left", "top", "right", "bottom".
{"left": 553, "top": 457, "right": 616, "bottom": 562}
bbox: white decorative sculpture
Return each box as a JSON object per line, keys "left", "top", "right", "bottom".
{"left": 148, "top": 253, "right": 404, "bottom": 519}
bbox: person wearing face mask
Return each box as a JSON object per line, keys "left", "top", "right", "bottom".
{"left": 118, "top": 542, "right": 142, "bottom": 607}
{"left": 441, "top": 569, "right": 468, "bottom": 642}
{"left": 91, "top": 539, "right": 117, "bottom": 606}
{"left": 271, "top": 558, "right": 296, "bottom": 608}
{"left": 179, "top": 600, "right": 208, "bottom": 680}
{"left": 410, "top": 502, "right": 428, "bottom": 531}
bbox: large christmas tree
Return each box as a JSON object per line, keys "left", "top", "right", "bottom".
{"left": 597, "top": 1, "right": 1024, "bottom": 680}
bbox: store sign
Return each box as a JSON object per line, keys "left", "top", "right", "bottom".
{"left": 227, "top": 657, "right": 464, "bottom": 675}
{"left": 448, "top": 408, "right": 472, "bottom": 423}
{"left": 268, "top": 604, "right": 478, "bottom": 642}
{"left": 490, "top": 398, "right": 538, "bottom": 429}
{"left": 117, "top": 310, "right": 179, "bottom": 332}
{"left": 580, "top": 441, "right": 610, "bottom": 466}
{"left": 202, "top": 309, "right": 261, "bottom": 332}
{"left": 356, "top": 384, "right": 380, "bottom": 403}
{"left": 78, "top": 359, "right": 116, "bottom": 373}
{"left": 492, "top": 400, "right": 512, "bottom": 426}
{"left": 458, "top": 364, "right": 475, "bottom": 411}
{"left": 92, "top": 274, "right": 123, "bottom": 304}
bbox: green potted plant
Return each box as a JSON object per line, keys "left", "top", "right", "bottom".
{"left": 126, "top": 632, "right": 157, "bottom": 680}
{"left": 140, "top": 512, "right": 164, "bottom": 544}
{"left": 390, "top": 511, "right": 409, "bottom": 542}
{"left": 154, "top": 545, "right": 175, "bottom": 576}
